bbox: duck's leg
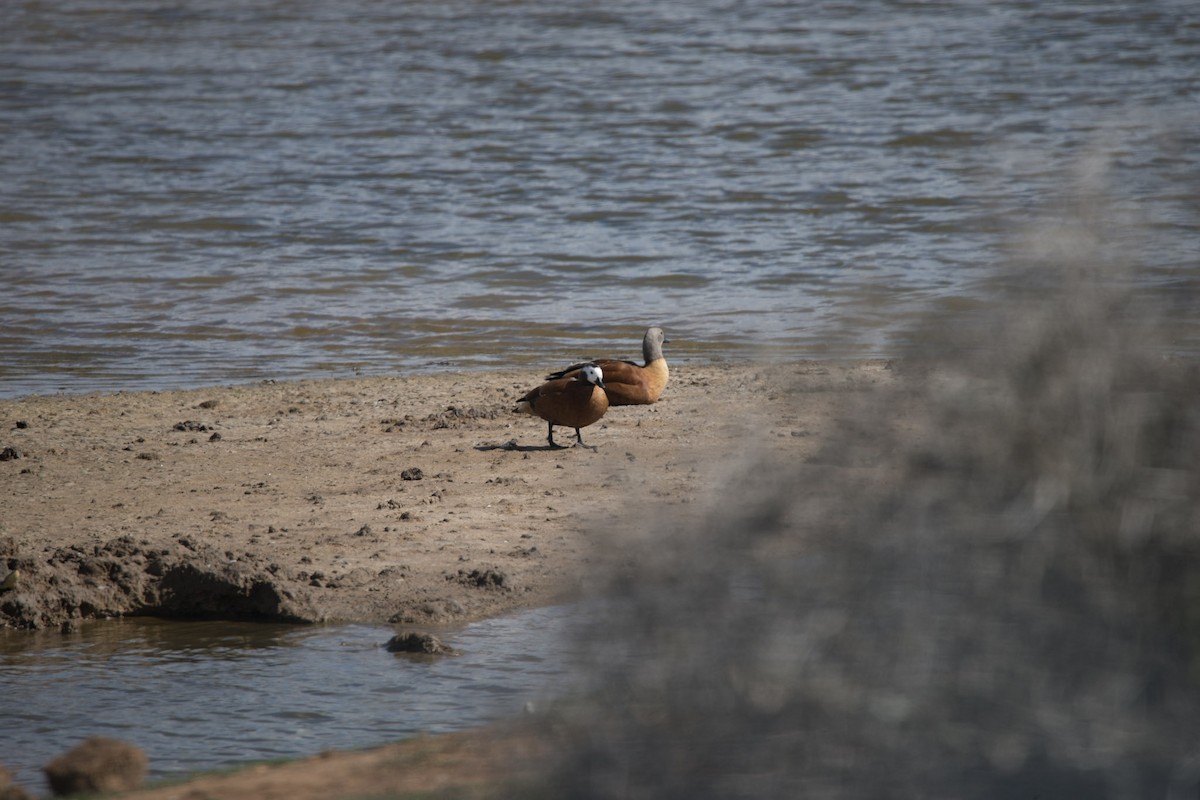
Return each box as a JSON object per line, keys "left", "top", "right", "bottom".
{"left": 546, "top": 423, "right": 563, "bottom": 448}
{"left": 573, "top": 427, "right": 598, "bottom": 451}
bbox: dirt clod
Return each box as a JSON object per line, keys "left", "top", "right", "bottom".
{"left": 385, "top": 631, "right": 458, "bottom": 655}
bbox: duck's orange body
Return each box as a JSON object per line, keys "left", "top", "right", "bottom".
{"left": 546, "top": 327, "right": 669, "bottom": 406}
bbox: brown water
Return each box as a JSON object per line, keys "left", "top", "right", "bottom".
{"left": 2, "top": 0, "right": 1197, "bottom": 397}
{"left": 0, "top": 606, "right": 577, "bottom": 796}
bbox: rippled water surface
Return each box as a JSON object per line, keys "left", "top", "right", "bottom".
{"left": 0, "top": 606, "right": 577, "bottom": 796}
{"left": 2, "top": 0, "right": 1197, "bottom": 397}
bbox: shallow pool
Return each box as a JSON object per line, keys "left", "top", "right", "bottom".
{"left": 0, "top": 605, "right": 578, "bottom": 796}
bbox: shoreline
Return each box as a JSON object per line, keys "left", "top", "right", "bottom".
{"left": 1, "top": 359, "right": 893, "bottom": 632}
{"left": 1, "top": 359, "right": 896, "bottom": 798}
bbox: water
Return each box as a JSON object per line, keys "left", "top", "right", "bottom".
{"left": 2, "top": 0, "right": 1197, "bottom": 398}
{"left": 0, "top": 606, "right": 578, "bottom": 796}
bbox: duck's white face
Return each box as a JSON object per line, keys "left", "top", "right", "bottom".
{"left": 581, "top": 364, "right": 604, "bottom": 386}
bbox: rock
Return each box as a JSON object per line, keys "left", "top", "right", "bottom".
{"left": 400, "top": 467, "right": 424, "bottom": 481}
{"left": 385, "top": 631, "right": 458, "bottom": 656}
{"left": 0, "top": 764, "right": 35, "bottom": 800}
{"left": 0, "top": 447, "right": 20, "bottom": 461}
{"left": 0, "top": 783, "right": 35, "bottom": 800}
{"left": 452, "top": 567, "right": 508, "bottom": 589}
{"left": 43, "top": 737, "right": 147, "bottom": 796}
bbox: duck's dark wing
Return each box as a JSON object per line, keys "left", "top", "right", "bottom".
{"left": 545, "top": 358, "right": 638, "bottom": 381}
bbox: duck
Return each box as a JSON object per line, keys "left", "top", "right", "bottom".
{"left": 545, "top": 326, "right": 669, "bottom": 406}
{"left": 515, "top": 363, "right": 609, "bottom": 448}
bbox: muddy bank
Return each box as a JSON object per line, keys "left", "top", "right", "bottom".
{"left": 0, "top": 534, "right": 317, "bottom": 631}
{"left": 0, "top": 360, "right": 894, "bottom": 631}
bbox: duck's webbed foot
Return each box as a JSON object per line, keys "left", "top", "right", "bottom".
{"left": 573, "top": 428, "right": 598, "bottom": 451}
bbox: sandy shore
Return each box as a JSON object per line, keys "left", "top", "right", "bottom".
{"left": 1, "top": 359, "right": 893, "bottom": 633}
{"left": 0, "top": 359, "right": 895, "bottom": 798}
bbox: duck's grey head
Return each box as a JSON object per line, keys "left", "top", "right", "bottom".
{"left": 644, "top": 326, "right": 668, "bottom": 360}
